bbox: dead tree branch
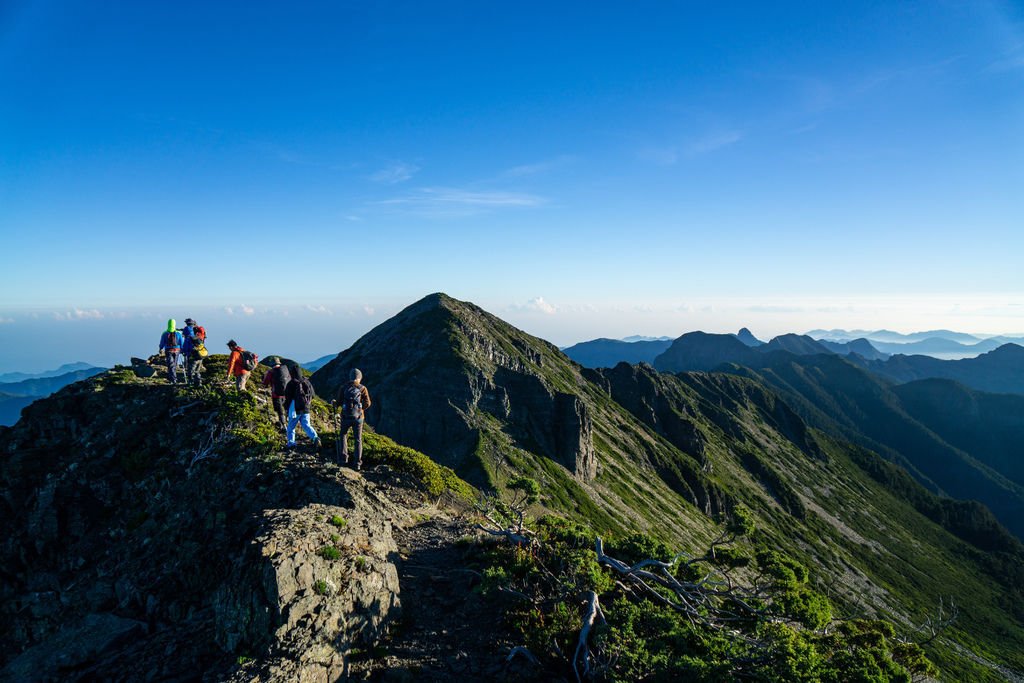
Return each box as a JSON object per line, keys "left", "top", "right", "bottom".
{"left": 912, "top": 596, "right": 959, "bottom": 645}
{"left": 187, "top": 425, "right": 225, "bottom": 475}
{"left": 573, "top": 591, "right": 605, "bottom": 683}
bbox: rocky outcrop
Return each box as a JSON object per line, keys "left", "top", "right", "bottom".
{"left": 221, "top": 493, "right": 401, "bottom": 682}
{"left": 554, "top": 393, "right": 596, "bottom": 479}
{"left": 0, "top": 369, "right": 406, "bottom": 682}
{"left": 600, "top": 363, "right": 708, "bottom": 463}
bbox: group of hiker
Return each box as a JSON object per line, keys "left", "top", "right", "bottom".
{"left": 158, "top": 318, "right": 208, "bottom": 386}
{"left": 157, "top": 320, "right": 372, "bottom": 470}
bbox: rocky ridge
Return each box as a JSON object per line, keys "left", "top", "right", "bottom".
{"left": 0, "top": 358, "right": 514, "bottom": 682}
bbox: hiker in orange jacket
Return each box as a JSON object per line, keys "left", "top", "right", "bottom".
{"left": 226, "top": 339, "right": 252, "bottom": 391}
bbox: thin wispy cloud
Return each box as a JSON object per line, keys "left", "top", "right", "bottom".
{"left": 686, "top": 130, "right": 744, "bottom": 155}
{"left": 305, "top": 304, "right": 333, "bottom": 315}
{"left": 224, "top": 305, "right": 255, "bottom": 316}
{"left": 637, "top": 129, "right": 744, "bottom": 166}
{"left": 0, "top": 317, "right": 14, "bottom": 324}
{"left": 986, "top": 51, "right": 1024, "bottom": 72}
{"left": 52, "top": 308, "right": 105, "bottom": 321}
{"left": 377, "top": 187, "right": 547, "bottom": 216}
{"left": 501, "top": 155, "right": 575, "bottom": 177}
{"left": 637, "top": 146, "right": 679, "bottom": 166}
{"left": 369, "top": 161, "right": 420, "bottom": 184}
{"left": 264, "top": 144, "right": 357, "bottom": 172}
{"left": 748, "top": 304, "right": 805, "bottom": 314}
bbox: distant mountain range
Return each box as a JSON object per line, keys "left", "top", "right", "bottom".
{"left": 856, "top": 343, "right": 1024, "bottom": 395}
{"left": 807, "top": 328, "right": 992, "bottom": 344}
{"left": 0, "top": 362, "right": 101, "bottom": 383}
{"left": 808, "top": 329, "right": 1024, "bottom": 359}
{"left": 304, "top": 354, "right": 338, "bottom": 372}
{"left": 560, "top": 338, "right": 673, "bottom": 368}
{"left": 653, "top": 334, "right": 1024, "bottom": 539}
{"left": 0, "top": 363, "right": 106, "bottom": 426}
{"left": 565, "top": 330, "right": 890, "bottom": 369}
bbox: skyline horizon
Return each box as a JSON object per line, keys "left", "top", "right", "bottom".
{"left": 2, "top": 290, "right": 1023, "bottom": 375}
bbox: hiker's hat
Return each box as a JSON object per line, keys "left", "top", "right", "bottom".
{"left": 227, "top": 339, "right": 237, "bottom": 348}
{"left": 185, "top": 318, "right": 196, "bottom": 326}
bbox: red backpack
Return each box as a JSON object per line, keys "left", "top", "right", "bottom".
{"left": 194, "top": 325, "right": 206, "bottom": 342}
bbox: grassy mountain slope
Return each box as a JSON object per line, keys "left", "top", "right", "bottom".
{"left": 656, "top": 333, "right": 1024, "bottom": 542}
{"left": 895, "top": 379, "right": 1024, "bottom": 489}
{"left": 720, "top": 353, "right": 1024, "bottom": 542}
{"left": 309, "top": 294, "right": 1024, "bottom": 679}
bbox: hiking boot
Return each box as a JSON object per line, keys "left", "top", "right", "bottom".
{"left": 313, "top": 438, "right": 322, "bottom": 451}
{"left": 354, "top": 461, "right": 361, "bottom": 472}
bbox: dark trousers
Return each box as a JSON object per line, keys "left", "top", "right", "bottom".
{"left": 186, "top": 356, "right": 203, "bottom": 386}
{"left": 338, "top": 419, "right": 363, "bottom": 465}
{"left": 272, "top": 396, "right": 287, "bottom": 429}
{"left": 165, "top": 350, "right": 180, "bottom": 384}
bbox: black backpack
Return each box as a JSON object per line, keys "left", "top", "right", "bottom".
{"left": 296, "top": 378, "right": 315, "bottom": 406}
{"left": 241, "top": 350, "right": 258, "bottom": 371}
{"left": 342, "top": 383, "right": 363, "bottom": 420}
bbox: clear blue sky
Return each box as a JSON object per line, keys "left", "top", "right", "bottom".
{"left": 1, "top": 1, "right": 1023, "bottom": 371}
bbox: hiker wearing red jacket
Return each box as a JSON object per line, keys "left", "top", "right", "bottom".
{"left": 226, "top": 339, "right": 252, "bottom": 391}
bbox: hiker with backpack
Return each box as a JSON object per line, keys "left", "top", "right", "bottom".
{"left": 181, "top": 318, "right": 208, "bottom": 386}
{"left": 332, "top": 368, "right": 371, "bottom": 471}
{"left": 284, "top": 362, "right": 321, "bottom": 451}
{"left": 158, "top": 319, "right": 184, "bottom": 385}
{"left": 226, "top": 340, "right": 257, "bottom": 391}
{"left": 262, "top": 357, "right": 292, "bottom": 431}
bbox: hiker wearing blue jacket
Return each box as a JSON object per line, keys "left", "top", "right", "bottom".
{"left": 159, "top": 319, "right": 184, "bottom": 385}
{"left": 180, "top": 318, "right": 206, "bottom": 386}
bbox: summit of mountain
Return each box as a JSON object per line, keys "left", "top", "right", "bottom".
{"left": 734, "top": 327, "right": 764, "bottom": 346}
{"left": 652, "top": 331, "right": 761, "bottom": 372}
{"left": 817, "top": 337, "right": 890, "bottom": 361}
{"left": 763, "top": 333, "right": 830, "bottom": 355}
{"left": 561, "top": 337, "right": 672, "bottom": 368}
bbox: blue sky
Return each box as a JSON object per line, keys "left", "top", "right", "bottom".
{"left": 1, "top": 1, "right": 1023, "bottom": 371}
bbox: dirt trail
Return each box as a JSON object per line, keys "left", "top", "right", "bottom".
{"left": 351, "top": 509, "right": 535, "bottom": 682}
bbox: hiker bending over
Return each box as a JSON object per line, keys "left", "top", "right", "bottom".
{"left": 159, "top": 319, "right": 184, "bottom": 385}
{"left": 333, "top": 368, "right": 371, "bottom": 471}
{"left": 226, "top": 340, "right": 255, "bottom": 391}
{"left": 262, "top": 357, "right": 292, "bottom": 431}
{"left": 285, "top": 363, "right": 321, "bottom": 450}
{"left": 181, "top": 318, "right": 207, "bottom": 386}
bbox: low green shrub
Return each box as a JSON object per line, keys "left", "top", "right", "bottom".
{"left": 318, "top": 546, "right": 341, "bottom": 561}
{"left": 362, "top": 431, "right": 474, "bottom": 499}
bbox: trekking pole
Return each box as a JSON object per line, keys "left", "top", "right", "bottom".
{"left": 332, "top": 402, "right": 342, "bottom": 463}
